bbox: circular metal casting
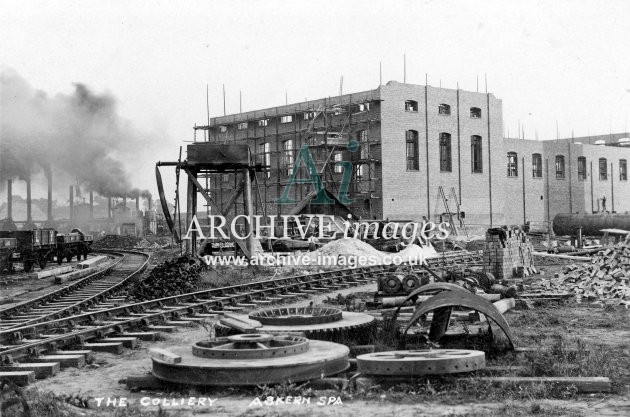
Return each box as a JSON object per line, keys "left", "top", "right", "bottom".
{"left": 357, "top": 349, "right": 485, "bottom": 376}
{"left": 152, "top": 338, "right": 350, "bottom": 386}
{"left": 401, "top": 274, "right": 421, "bottom": 292}
{"left": 192, "top": 334, "right": 310, "bottom": 359}
{"left": 381, "top": 275, "right": 403, "bottom": 294}
{"left": 249, "top": 307, "right": 343, "bottom": 326}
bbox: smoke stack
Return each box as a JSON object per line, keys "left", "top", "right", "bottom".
{"left": 123, "top": 196, "right": 127, "bottom": 213}
{"left": 69, "top": 185, "right": 74, "bottom": 220}
{"left": 136, "top": 194, "right": 140, "bottom": 212}
{"left": 148, "top": 197, "right": 152, "bottom": 211}
{"left": 89, "top": 191, "right": 94, "bottom": 219}
{"left": 26, "top": 176, "right": 32, "bottom": 222}
{"left": 108, "top": 197, "right": 112, "bottom": 219}
{"left": 6, "top": 179, "right": 12, "bottom": 220}
{"left": 47, "top": 170, "right": 53, "bottom": 221}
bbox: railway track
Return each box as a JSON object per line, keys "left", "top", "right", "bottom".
{"left": 0, "top": 250, "right": 481, "bottom": 385}
{"left": 0, "top": 251, "right": 149, "bottom": 331}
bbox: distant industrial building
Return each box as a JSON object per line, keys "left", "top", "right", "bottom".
{"left": 194, "top": 81, "right": 630, "bottom": 229}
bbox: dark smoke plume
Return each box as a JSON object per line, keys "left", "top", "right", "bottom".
{"left": 0, "top": 69, "right": 151, "bottom": 199}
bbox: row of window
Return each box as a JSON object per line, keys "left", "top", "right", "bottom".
{"left": 218, "top": 103, "right": 373, "bottom": 132}
{"left": 405, "top": 131, "right": 483, "bottom": 173}
{"left": 506, "top": 153, "right": 628, "bottom": 181}
{"left": 404, "top": 101, "right": 482, "bottom": 118}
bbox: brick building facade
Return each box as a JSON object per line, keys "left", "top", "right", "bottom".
{"left": 194, "top": 81, "right": 630, "bottom": 228}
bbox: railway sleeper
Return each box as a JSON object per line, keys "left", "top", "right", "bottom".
{"left": 82, "top": 342, "right": 123, "bottom": 354}
{"left": 96, "top": 337, "right": 138, "bottom": 349}
{"left": 31, "top": 354, "right": 85, "bottom": 368}
{"left": 117, "top": 331, "right": 159, "bottom": 341}
{"left": 0, "top": 371, "right": 35, "bottom": 386}
{"left": 0, "top": 362, "right": 60, "bottom": 378}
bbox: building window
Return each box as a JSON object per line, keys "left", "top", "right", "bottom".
{"left": 555, "top": 155, "right": 565, "bottom": 179}
{"left": 219, "top": 125, "right": 227, "bottom": 133}
{"left": 471, "top": 135, "right": 483, "bottom": 173}
{"left": 507, "top": 152, "right": 518, "bottom": 177}
{"left": 599, "top": 158, "right": 607, "bottom": 180}
{"left": 258, "top": 143, "right": 271, "bottom": 178}
{"left": 358, "top": 103, "right": 370, "bottom": 112}
{"left": 532, "top": 153, "right": 542, "bottom": 178}
{"left": 333, "top": 152, "right": 343, "bottom": 173}
{"left": 237, "top": 122, "right": 248, "bottom": 130}
{"left": 303, "top": 112, "right": 314, "bottom": 120}
{"left": 438, "top": 104, "right": 451, "bottom": 115}
{"left": 280, "top": 115, "right": 293, "bottom": 124}
{"left": 405, "top": 100, "right": 418, "bottom": 112}
{"left": 620, "top": 159, "right": 628, "bottom": 181}
{"left": 222, "top": 174, "right": 230, "bottom": 183}
{"left": 470, "top": 107, "right": 481, "bottom": 119}
{"left": 257, "top": 119, "right": 269, "bottom": 127}
{"left": 283, "top": 140, "right": 294, "bottom": 175}
{"left": 577, "top": 157, "right": 586, "bottom": 181}
{"left": 357, "top": 130, "right": 369, "bottom": 159}
{"left": 356, "top": 164, "right": 365, "bottom": 180}
{"left": 406, "top": 130, "right": 419, "bottom": 171}
{"left": 439, "top": 133, "right": 452, "bottom": 172}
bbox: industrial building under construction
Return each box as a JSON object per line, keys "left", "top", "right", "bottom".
{"left": 190, "top": 80, "right": 630, "bottom": 230}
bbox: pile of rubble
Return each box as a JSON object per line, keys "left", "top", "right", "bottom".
{"left": 134, "top": 239, "right": 164, "bottom": 251}
{"left": 128, "top": 255, "right": 204, "bottom": 301}
{"left": 537, "top": 239, "right": 630, "bottom": 304}
{"left": 91, "top": 235, "right": 142, "bottom": 249}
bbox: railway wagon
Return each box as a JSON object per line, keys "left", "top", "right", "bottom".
{"left": 0, "top": 238, "right": 18, "bottom": 274}
{"left": 0, "top": 230, "right": 57, "bottom": 272}
{"left": 55, "top": 229, "right": 93, "bottom": 264}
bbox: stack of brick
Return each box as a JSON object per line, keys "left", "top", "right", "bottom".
{"left": 483, "top": 227, "right": 536, "bottom": 279}
{"left": 552, "top": 241, "right": 630, "bottom": 303}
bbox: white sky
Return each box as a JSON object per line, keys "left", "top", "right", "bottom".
{"left": 2, "top": 0, "right": 630, "bottom": 197}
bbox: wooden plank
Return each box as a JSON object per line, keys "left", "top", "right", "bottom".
{"left": 31, "top": 355, "right": 85, "bottom": 368}
{"left": 50, "top": 350, "right": 94, "bottom": 362}
{"left": 0, "top": 371, "right": 35, "bottom": 386}
{"left": 118, "top": 332, "right": 159, "bottom": 341}
{"left": 98, "top": 337, "right": 138, "bottom": 348}
{"left": 478, "top": 376, "right": 610, "bottom": 393}
{"left": 83, "top": 342, "right": 123, "bottom": 354}
{"left": 149, "top": 348, "right": 182, "bottom": 364}
{"left": 1, "top": 362, "right": 60, "bottom": 378}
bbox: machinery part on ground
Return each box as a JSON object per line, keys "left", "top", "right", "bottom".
{"left": 192, "top": 334, "right": 310, "bottom": 359}
{"left": 401, "top": 274, "right": 421, "bottom": 292}
{"left": 151, "top": 334, "right": 349, "bottom": 386}
{"left": 403, "top": 290, "right": 515, "bottom": 349}
{"left": 249, "top": 307, "right": 342, "bottom": 326}
{"left": 357, "top": 349, "right": 485, "bottom": 376}
{"left": 391, "top": 282, "right": 471, "bottom": 321}
{"left": 380, "top": 275, "right": 403, "bottom": 294}
{"left": 216, "top": 311, "right": 376, "bottom": 344}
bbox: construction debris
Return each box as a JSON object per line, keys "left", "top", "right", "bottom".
{"left": 127, "top": 255, "right": 203, "bottom": 301}
{"left": 531, "top": 239, "right": 630, "bottom": 304}
{"left": 91, "top": 235, "right": 142, "bottom": 250}
{"left": 483, "top": 227, "right": 536, "bottom": 279}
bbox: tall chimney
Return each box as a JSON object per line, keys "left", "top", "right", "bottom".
{"left": 148, "top": 197, "right": 152, "bottom": 211}
{"left": 26, "top": 176, "right": 32, "bottom": 222}
{"left": 135, "top": 194, "right": 140, "bottom": 212}
{"left": 123, "top": 196, "right": 127, "bottom": 213}
{"left": 69, "top": 185, "right": 74, "bottom": 221}
{"left": 47, "top": 170, "right": 53, "bottom": 221}
{"left": 108, "top": 198, "right": 112, "bottom": 219}
{"left": 6, "top": 179, "right": 12, "bottom": 220}
{"left": 89, "top": 191, "right": 94, "bottom": 219}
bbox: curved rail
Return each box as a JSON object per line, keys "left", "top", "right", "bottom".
{"left": 0, "top": 250, "right": 481, "bottom": 362}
